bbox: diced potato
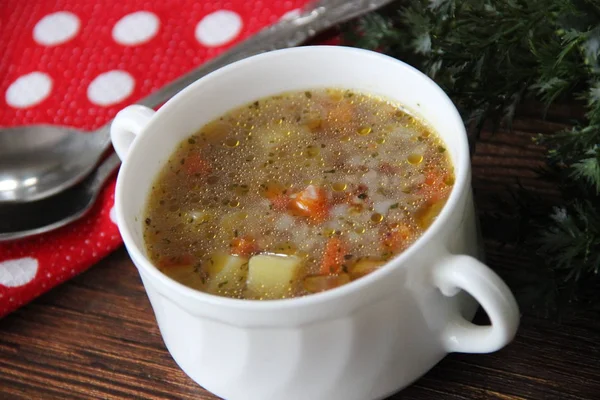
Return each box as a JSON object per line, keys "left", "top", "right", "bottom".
{"left": 349, "top": 258, "right": 385, "bottom": 280}
{"left": 246, "top": 254, "right": 303, "bottom": 299}
{"left": 303, "top": 273, "right": 351, "bottom": 293}
{"left": 205, "top": 253, "right": 249, "bottom": 297}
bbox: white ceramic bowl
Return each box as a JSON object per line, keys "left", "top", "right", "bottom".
{"left": 110, "top": 46, "right": 519, "bottom": 400}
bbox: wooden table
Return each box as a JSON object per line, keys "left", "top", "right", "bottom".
{"left": 2, "top": 111, "right": 600, "bottom": 399}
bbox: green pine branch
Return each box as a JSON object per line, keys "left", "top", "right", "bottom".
{"left": 343, "top": 0, "right": 600, "bottom": 312}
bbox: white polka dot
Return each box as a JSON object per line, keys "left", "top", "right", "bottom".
{"left": 112, "top": 11, "right": 160, "bottom": 45}
{"left": 0, "top": 257, "right": 38, "bottom": 288}
{"left": 109, "top": 206, "right": 117, "bottom": 224}
{"left": 87, "top": 70, "right": 135, "bottom": 106}
{"left": 195, "top": 10, "right": 242, "bottom": 47}
{"left": 6, "top": 72, "right": 52, "bottom": 108}
{"left": 33, "top": 11, "right": 80, "bottom": 46}
{"left": 281, "top": 9, "right": 301, "bottom": 21}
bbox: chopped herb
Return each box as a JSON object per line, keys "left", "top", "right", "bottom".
{"left": 188, "top": 138, "right": 196, "bottom": 144}
{"left": 437, "top": 146, "right": 446, "bottom": 153}
{"left": 344, "top": 254, "right": 353, "bottom": 260}
{"left": 180, "top": 158, "right": 185, "bottom": 165}
{"left": 145, "top": 218, "right": 152, "bottom": 225}
{"left": 390, "top": 203, "right": 399, "bottom": 209}
{"left": 304, "top": 91, "right": 312, "bottom": 99}
{"left": 218, "top": 281, "right": 229, "bottom": 288}
{"left": 324, "top": 169, "right": 336, "bottom": 173}
{"left": 342, "top": 264, "right": 349, "bottom": 273}
{"left": 234, "top": 229, "right": 238, "bottom": 237}
{"left": 358, "top": 193, "right": 368, "bottom": 200}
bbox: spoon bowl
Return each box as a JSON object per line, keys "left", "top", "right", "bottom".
{"left": 0, "top": 125, "right": 109, "bottom": 203}
{"left": 0, "top": 152, "right": 120, "bottom": 242}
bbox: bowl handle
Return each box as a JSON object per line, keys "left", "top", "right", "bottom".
{"left": 432, "top": 254, "right": 520, "bottom": 353}
{"left": 110, "top": 105, "right": 156, "bottom": 160}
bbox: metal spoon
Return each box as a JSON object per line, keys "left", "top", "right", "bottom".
{"left": 0, "top": 0, "right": 393, "bottom": 204}
{"left": 0, "top": 152, "right": 120, "bottom": 242}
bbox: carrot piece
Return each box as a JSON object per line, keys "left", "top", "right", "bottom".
{"left": 320, "top": 237, "right": 348, "bottom": 275}
{"left": 424, "top": 170, "right": 438, "bottom": 186}
{"left": 184, "top": 153, "right": 212, "bottom": 176}
{"left": 289, "top": 185, "right": 329, "bottom": 223}
{"left": 327, "top": 102, "right": 354, "bottom": 125}
{"left": 289, "top": 185, "right": 330, "bottom": 223}
{"left": 381, "top": 223, "right": 413, "bottom": 253}
{"left": 230, "top": 236, "right": 258, "bottom": 257}
{"left": 418, "top": 168, "right": 450, "bottom": 202}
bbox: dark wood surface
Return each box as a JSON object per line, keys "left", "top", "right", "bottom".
{"left": 2, "top": 112, "right": 600, "bottom": 399}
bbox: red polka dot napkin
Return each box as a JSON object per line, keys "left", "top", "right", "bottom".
{"left": 0, "top": 0, "right": 312, "bottom": 318}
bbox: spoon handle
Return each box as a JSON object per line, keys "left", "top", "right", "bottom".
{"left": 135, "top": 0, "right": 394, "bottom": 109}
{"left": 94, "top": 0, "right": 394, "bottom": 148}
{"left": 89, "top": 152, "right": 121, "bottom": 193}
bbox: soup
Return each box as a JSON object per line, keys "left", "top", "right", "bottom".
{"left": 143, "top": 89, "right": 454, "bottom": 300}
